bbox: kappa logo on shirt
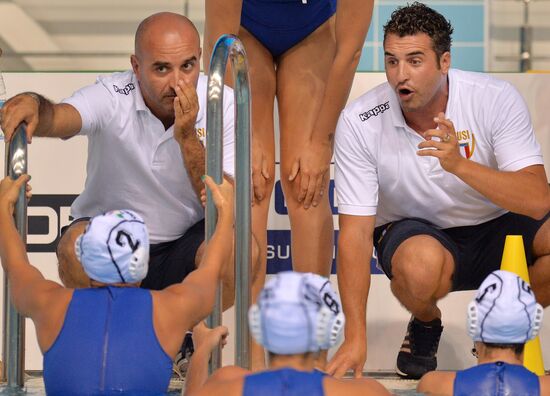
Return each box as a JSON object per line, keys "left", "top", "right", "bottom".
{"left": 456, "top": 129, "right": 476, "bottom": 159}
{"left": 112, "top": 83, "right": 136, "bottom": 96}
{"left": 359, "top": 101, "right": 390, "bottom": 122}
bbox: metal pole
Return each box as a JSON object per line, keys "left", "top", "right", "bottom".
{"left": 519, "top": 0, "right": 532, "bottom": 72}
{"left": 206, "top": 34, "right": 252, "bottom": 371}
{"left": 2, "top": 123, "right": 27, "bottom": 387}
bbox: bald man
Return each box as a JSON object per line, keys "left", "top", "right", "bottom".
{"left": 0, "top": 12, "right": 249, "bottom": 372}
{"left": 1, "top": 12, "right": 236, "bottom": 288}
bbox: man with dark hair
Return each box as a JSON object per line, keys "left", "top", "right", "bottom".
{"left": 383, "top": 1, "right": 453, "bottom": 60}
{"left": 417, "top": 270, "right": 549, "bottom": 395}
{"left": 327, "top": 1, "right": 550, "bottom": 380}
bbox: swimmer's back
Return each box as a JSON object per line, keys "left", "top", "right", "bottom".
{"left": 44, "top": 287, "right": 172, "bottom": 395}
{"left": 454, "top": 361, "right": 540, "bottom": 396}
{"left": 192, "top": 367, "right": 390, "bottom": 396}
{"left": 243, "top": 368, "right": 325, "bottom": 396}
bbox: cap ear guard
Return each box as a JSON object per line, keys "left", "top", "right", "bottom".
{"left": 128, "top": 245, "right": 148, "bottom": 282}
{"left": 466, "top": 300, "right": 478, "bottom": 340}
{"left": 74, "top": 234, "right": 83, "bottom": 263}
{"left": 316, "top": 305, "right": 345, "bottom": 350}
{"left": 248, "top": 303, "right": 263, "bottom": 346}
{"left": 529, "top": 303, "right": 544, "bottom": 340}
{"left": 312, "top": 277, "right": 346, "bottom": 350}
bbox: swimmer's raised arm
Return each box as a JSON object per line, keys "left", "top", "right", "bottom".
{"left": 0, "top": 93, "right": 82, "bottom": 143}
{"left": 156, "top": 176, "right": 234, "bottom": 332}
{"left": 0, "top": 175, "right": 66, "bottom": 324}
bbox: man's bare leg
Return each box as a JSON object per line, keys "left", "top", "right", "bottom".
{"left": 529, "top": 217, "right": 550, "bottom": 307}
{"left": 390, "top": 235, "right": 454, "bottom": 321}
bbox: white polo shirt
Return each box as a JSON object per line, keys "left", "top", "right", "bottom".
{"left": 335, "top": 69, "right": 544, "bottom": 229}
{"left": 63, "top": 70, "right": 235, "bottom": 243}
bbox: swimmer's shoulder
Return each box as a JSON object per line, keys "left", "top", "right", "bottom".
{"left": 323, "top": 375, "right": 392, "bottom": 396}
{"left": 189, "top": 373, "right": 244, "bottom": 396}
{"left": 416, "top": 370, "right": 455, "bottom": 396}
{"left": 539, "top": 374, "right": 549, "bottom": 396}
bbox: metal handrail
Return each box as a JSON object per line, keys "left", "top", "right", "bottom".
{"left": 2, "top": 123, "right": 28, "bottom": 388}
{"left": 206, "top": 34, "right": 252, "bottom": 371}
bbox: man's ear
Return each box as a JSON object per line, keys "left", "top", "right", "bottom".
{"left": 130, "top": 54, "right": 139, "bottom": 76}
{"left": 440, "top": 51, "right": 451, "bottom": 74}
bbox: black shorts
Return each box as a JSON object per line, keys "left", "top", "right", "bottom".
{"left": 59, "top": 217, "right": 91, "bottom": 237}
{"left": 141, "top": 219, "right": 205, "bottom": 290}
{"left": 59, "top": 217, "right": 205, "bottom": 291}
{"left": 373, "top": 212, "right": 550, "bottom": 291}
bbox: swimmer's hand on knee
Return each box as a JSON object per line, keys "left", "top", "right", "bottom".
{"left": 288, "top": 142, "right": 331, "bottom": 209}
{"left": 252, "top": 144, "right": 270, "bottom": 203}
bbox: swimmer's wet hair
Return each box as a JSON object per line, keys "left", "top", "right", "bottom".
{"left": 383, "top": 2, "right": 454, "bottom": 60}
{"left": 485, "top": 343, "right": 525, "bottom": 357}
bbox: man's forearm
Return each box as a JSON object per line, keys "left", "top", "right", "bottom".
{"left": 453, "top": 160, "right": 550, "bottom": 219}
{"left": 24, "top": 93, "right": 55, "bottom": 137}
{"left": 337, "top": 232, "right": 372, "bottom": 341}
{"left": 178, "top": 134, "right": 206, "bottom": 200}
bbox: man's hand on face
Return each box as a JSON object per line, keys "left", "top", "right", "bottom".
{"left": 173, "top": 79, "right": 199, "bottom": 145}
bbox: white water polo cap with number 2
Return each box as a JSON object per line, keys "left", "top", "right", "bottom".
{"left": 75, "top": 209, "right": 150, "bottom": 284}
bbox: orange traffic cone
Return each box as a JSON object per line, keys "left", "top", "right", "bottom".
{"left": 500, "top": 235, "right": 545, "bottom": 375}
